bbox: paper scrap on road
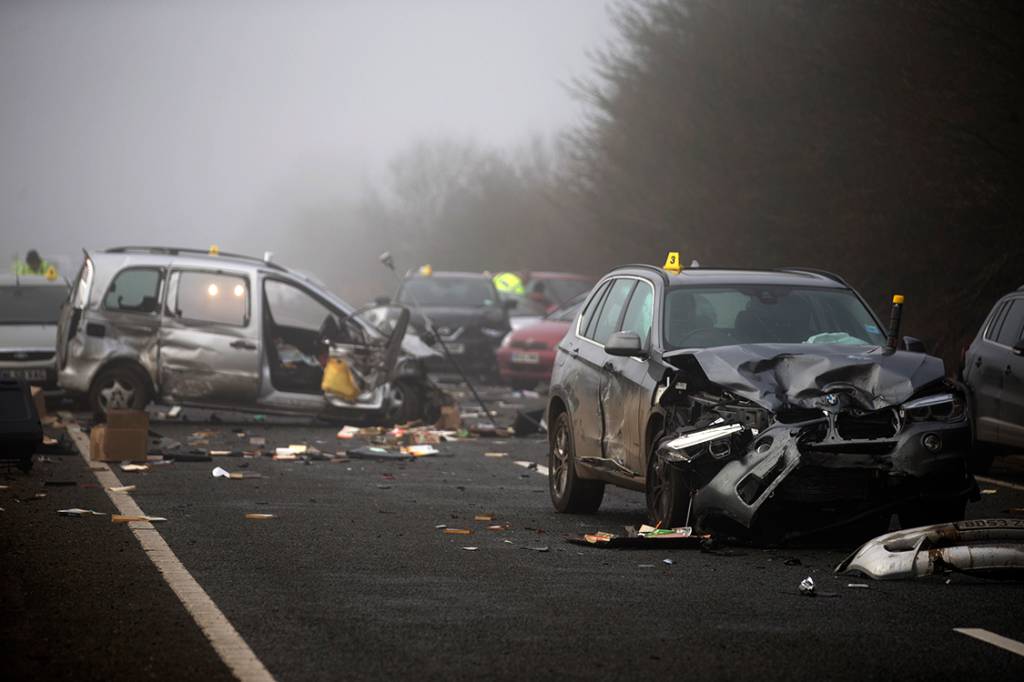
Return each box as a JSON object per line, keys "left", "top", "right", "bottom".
{"left": 474, "top": 514, "right": 495, "bottom": 521}
{"left": 461, "top": 546, "right": 479, "bottom": 551}
{"left": 981, "top": 489, "right": 998, "bottom": 495}
{"left": 245, "top": 513, "right": 275, "bottom": 520}
{"left": 484, "top": 452, "right": 508, "bottom": 458}
{"left": 249, "top": 436, "right": 266, "bottom": 446}
{"left": 58, "top": 508, "right": 106, "bottom": 517}
{"left": 120, "top": 463, "right": 149, "bottom": 472}
{"left": 401, "top": 444, "right": 440, "bottom": 457}
{"left": 336, "top": 426, "right": 360, "bottom": 439}
{"left": 167, "top": 405, "right": 182, "bottom": 418}
{"left": 112, "top": 514, "right": 167, "bottom": 523}
{"left": 443, "top": 528, "right": 472, "bottom": 535}
{"left": 108, "top": 485, "right": 136, "bottom": 493}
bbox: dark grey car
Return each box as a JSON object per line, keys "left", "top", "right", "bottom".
{"left": 547, "top": 265, "right": 974, "bottom": 542}
{"left": 963, "top": 286, "right": 1024, "bottom": 459}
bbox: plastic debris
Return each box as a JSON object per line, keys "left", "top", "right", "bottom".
{"left": 336, "top": 426, "right": 360, "bottom": 440}
{"left": 484, "top": 452, "right": 508, "bottom": 458}
{"left": 112, "top": 514, "right": 167, "bottom": 523}
{"left": 58, "top": 508, "right": 106, "bottom": 517}
{"left": 980, "top": 489, "right": 998, "bottom": 495}
{"left": 108, "top": 485, "right": 136, "bottom": 493}
{"left": 211, "top": 466, "right": 256, "bottom": 479}
{"left": 663, "top": 559, "right": 674, "bottom": 565}
{"left": 120, "top": 463, "right": 149, "bottom": 472}
{"left": 799, "top": 576, "right": 816, "bottom": 596}
{"left": 443, "top": 528, "right": 472, "bottom": 535}
{"left": 249, "top": 437, "right": 266, "bottom": 446}
{"left": 475, "top": 514, "right": 495, "bottom": 522}
{"left": 273, "top": 448, "right": 298, "bottom": 460}
{"left": 210, "top": 450, "right": 232, "bottom": 456}
{"left": 400, "top": 444, "right": 440, "bottom": 457}
{"left": 245, "top": 513, "right": 275, "bottom": 520}
{"left": 847, "top": 583, "right": 870, "bottom": 589}
{"left": 461, "top": 546, "right": 479, "bottom": 551}
{"left": 167, "top": 406, "right": 182, "bottom": 418}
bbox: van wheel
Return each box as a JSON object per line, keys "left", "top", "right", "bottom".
{"left": 89, "top": 365, "right": 151, "bottom": 418}
{"left": 549, "top": 411, "right": 604, "bottom": 513}
{"left": 386, "top": 380, "right": 423, "bottom": 425}
{"left": 646, "top": 432, "right": 690, "bottom": 527}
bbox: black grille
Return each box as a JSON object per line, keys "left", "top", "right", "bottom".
{"left": 836, "top": 410, "right": 897, "bottom": 440}
{"left": 0, "top": 350, "right": 54, "bottom": 362}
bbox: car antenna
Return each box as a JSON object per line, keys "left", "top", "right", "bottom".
{"left": 378, "top": 251, "right": 498, "bottom": 429}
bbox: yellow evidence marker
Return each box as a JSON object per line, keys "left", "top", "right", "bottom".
{"left": 663, "top": 251, "right": 682, "bottom": 274}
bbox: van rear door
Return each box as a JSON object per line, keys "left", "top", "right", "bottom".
{"left": 56, "top": 254, "right": 93, "bottom": 370}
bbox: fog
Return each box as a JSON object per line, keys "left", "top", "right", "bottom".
{"left": 0, "top": 0, "right": 614, "bottom": 295}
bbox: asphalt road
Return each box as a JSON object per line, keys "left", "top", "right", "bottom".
{"left": 3, "top": 386, "right": 1024, "bottom": 681}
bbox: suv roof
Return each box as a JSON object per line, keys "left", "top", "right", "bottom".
{"left": 607, "top": 265, "right": 848, "bottom": 289}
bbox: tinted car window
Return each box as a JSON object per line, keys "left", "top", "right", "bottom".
{"left": 985, "top": 301, "right": 1010, "bottom": 341}
{"left": 0, "top": 285, "right": 69, "bottom": 324}
{"left": 398, "top": 277, "right": 496, "bottom": 307}
{"left": 578, "top": 281, "right": 609, "bottom": 338}
{"left": 994, "top": 299, "right": 1024, "bottom": 346}
{"left": 104, "top": 268, "right": 162, "bottom": 314}
{"left": 621, "top": 281, "right": 654, "bottom": 341}
{"left": 174, "top": 272, "right": 248, "bottom": 326}
{"left": 535, "top": 278, "right": 594, "bottom": 304}
{"left": 664, "top": 285, "right": 886, "bottom": 349}
{"left": 591, "top": 279, "right": 636, "bottom": 345}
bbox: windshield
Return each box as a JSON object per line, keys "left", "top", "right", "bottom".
{"left": 397, "top": 277, "right": 497, "bottom": 308}
{"left": 0, "top": 285, "right": 69, "bottom": 324}
{"left": 663, "top": 285, "right": 886, "bottom": 350}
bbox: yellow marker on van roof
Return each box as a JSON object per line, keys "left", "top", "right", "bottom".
{"left": 419, "top": 264, "right": 433, "bottom": 276}
{"left": 209, "top": 244, "right": 220, "bottom": 256}
{"left": 663, "top": 251, "right": 682, "bottom": 274}
{"left": 45, "top": 265, "right": 58, "bottom": 281}
{"left": 892, "top": 294, "right": 905, "bottom": 304}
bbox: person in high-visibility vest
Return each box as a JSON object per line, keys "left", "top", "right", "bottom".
{"left": 13, "top": 250, "right": 55, "bottom": 276}
{"left": 493, "top": 271, "right": 525, "bottom": 296}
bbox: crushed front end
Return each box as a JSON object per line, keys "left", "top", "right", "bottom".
{"left": 656, "top": 345, "right": 975, "bottom": 542}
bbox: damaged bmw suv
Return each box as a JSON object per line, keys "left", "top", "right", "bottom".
{"left": 547, "top": 264, "right": 974, "bottom": 542}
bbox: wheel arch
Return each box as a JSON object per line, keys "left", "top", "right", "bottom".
{"left": 89, "top": 356, "right": 157, "bottom": 399}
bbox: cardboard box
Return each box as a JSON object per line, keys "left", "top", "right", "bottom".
{"left": 90, "top": 410, "right": 149, "bottom": 462}
{"left": 30, "top": 385, "right": 47, "bottom": 422}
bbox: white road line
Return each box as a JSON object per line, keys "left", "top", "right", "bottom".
{"left": 62, "top": 413, "right": 275, "bottom": 682}
{"left": 975, "top": 475, "right": 1024, "bottom": 493}
{"left": 514, "top": 460, "right": 549, "bottom": 476}
{"left": 954, "top": 628, "right": 1024, "bottom": 657}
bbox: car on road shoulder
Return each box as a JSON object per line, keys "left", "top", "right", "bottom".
{"left": 56, "top": 247, "right": 442, "bottom": 422}
{"left": 963, "top": 285, "right": 1024, "bottom": 466}
{"left": 0, "top": 274, "right": 70, "bottom": 394}
{"left": 547, "top": 263, "right": 973, "bottom": 542}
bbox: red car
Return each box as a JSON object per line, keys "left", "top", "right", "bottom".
{"left": 497, "top": 295, "right": 585, "bottom": 389}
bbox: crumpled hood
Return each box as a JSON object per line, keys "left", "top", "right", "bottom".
{"left": 664, "top": 343, "right": 946, "bottom": 412}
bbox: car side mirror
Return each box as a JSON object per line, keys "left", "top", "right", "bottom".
{"left": 605, "top": 330, "right": 646, "bottom": 357}
{"left": 374, "top": 296, "right": 391, "bottom": 305}
{"left": 1013, "top": 340, "right": 1024, "bottom": 356}
{"left": 902, "top": 336, "right": 927, "bottom": 353}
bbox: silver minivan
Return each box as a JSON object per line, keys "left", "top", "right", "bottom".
{"left": 56, "top": 247, "right": 441, "bottom": 421}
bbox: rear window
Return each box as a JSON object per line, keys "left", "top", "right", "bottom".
{"left": 0, "top": 285, "right": 69, "bottom": 324}
{"left": 994, "top": 299, "right": 1024, "bottom": 346}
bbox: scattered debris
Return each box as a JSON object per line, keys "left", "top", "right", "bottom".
{"left": 847, "top": 583, "right": 870, "bottom": 589}
{"left": 348, "top": 446, "right": 413, "bottom": 462}
{"left": 58, "top": 508, "right": 106, "bottom": 517}
{"left": 474, "top": 514, "right": 495, "bottom": 522}
{"left": 167, "top": 405, "right": 182, "bottom": 418}
{"left": 108, "top": 485, "right": 136, "bottom": 493}
{"left": 336, "top": 426, "right": 360, "bottom": 440}
{"left": 120, "top": 463, "right": 149, "bottom": 472}
{"left": 249, "top": 436, "right": 266, "bottom": 446}
{"left": 663, "top": 559, "right": 674, "bottom": 565}
{"left": 443, "top": 528, "right": 472, "bottom": 535}
{"left": 461, "top": 546, "right": 479, "bottom": 551}
{"left": 522, "top": 546, "right": 550, "bottom": 552}
{"left": 836, "top": 518, "right": 1024, "bottom": 580}
{"left": 484, "top": 452, "right": 508, "bottom": 458}
{"left": 400, "top": 444, "right": 440, "bottom": 457}
{"left": 799, "top": 576, "right": 816, "bottom": 596}
{"left": 568, "top": 527, "right": 709, "bottom": 549}
{"left": 212, "top": 466, "right": 260, "bottom": 479}
{"left": 981, "top": 489, "right": 998, "bottom": 495}
{"left": 245, "top": 513, "right": 275, "bottom": 520}
{"left": 112, "top": 514, "right": 167, "bottom": 523}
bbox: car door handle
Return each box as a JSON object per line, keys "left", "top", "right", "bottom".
{"left": 568, "top": 347, "right": 579, "bottom": 358}
{"left": 230, "top": 340, "right": 257, "bottom": 350}
{"left": 602, "top": 361, "right": 618, "bottom": 374}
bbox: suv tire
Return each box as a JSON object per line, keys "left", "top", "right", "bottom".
{"left": 646, "top": 430, "right": 690, "bottom": 527}
{"left": 549, "top": 411, "right": 604, "bottom": 513}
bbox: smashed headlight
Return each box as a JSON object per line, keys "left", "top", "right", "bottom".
{"left": 900, "top": 392, "right": 965, "bottom": 423}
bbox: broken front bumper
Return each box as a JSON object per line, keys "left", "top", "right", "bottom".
{"left": 836, "top": 518, "right": 1024, "bottom": 579}
{"left": 659, "top": 416, "right": 972, "bottom": 534}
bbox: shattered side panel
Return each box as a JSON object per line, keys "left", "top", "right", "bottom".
{"left": 59, "top": 310, "right": 161, "bottom": 394}
{"left": 158, "top": 326, "right": 262, "bottom": 404}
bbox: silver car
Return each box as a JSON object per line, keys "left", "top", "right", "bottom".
{"left": 56, "top": 247, "right": 441, "bottom": 421}
{"left": 0, "top": 274, "right": 70, "bottom": 393}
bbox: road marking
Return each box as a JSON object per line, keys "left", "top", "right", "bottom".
{"left": 514, "top": 460, "right": 549, "bottom": 476}
{"left": 954, "top": 628, "right": 1024, "bottom": 657}
{"left": 62, "top": 413, "right": 275, "bottom": 682}
{"left": 975, "top": 475, "right": 1024, "bottom": 493}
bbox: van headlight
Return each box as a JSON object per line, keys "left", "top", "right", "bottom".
{"left": 900, "top": 392, "right": 965, "bottom": 422}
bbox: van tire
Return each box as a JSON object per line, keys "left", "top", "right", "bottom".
{"left": 89, "top": 365, "right": 152, "bottom": 418}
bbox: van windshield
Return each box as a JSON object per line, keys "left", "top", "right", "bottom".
{"left": 0, "top": 285, "right": 68, "bottom": 325}
{"left": 663, "top": 285, "right": 887, "bottom": 350}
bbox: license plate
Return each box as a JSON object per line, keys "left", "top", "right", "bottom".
{"left": 0, "top": 368, "right": 47, "bottom": 382}
{"left": 511, "top": 351, "right": 540, "bottom": 364}
{"left": 443, "top": 342, "right": 465, "bottom": 355}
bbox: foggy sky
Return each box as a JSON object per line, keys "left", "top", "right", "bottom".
{"left": 0, "top": 0, "right": 615, "bottom": 271}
